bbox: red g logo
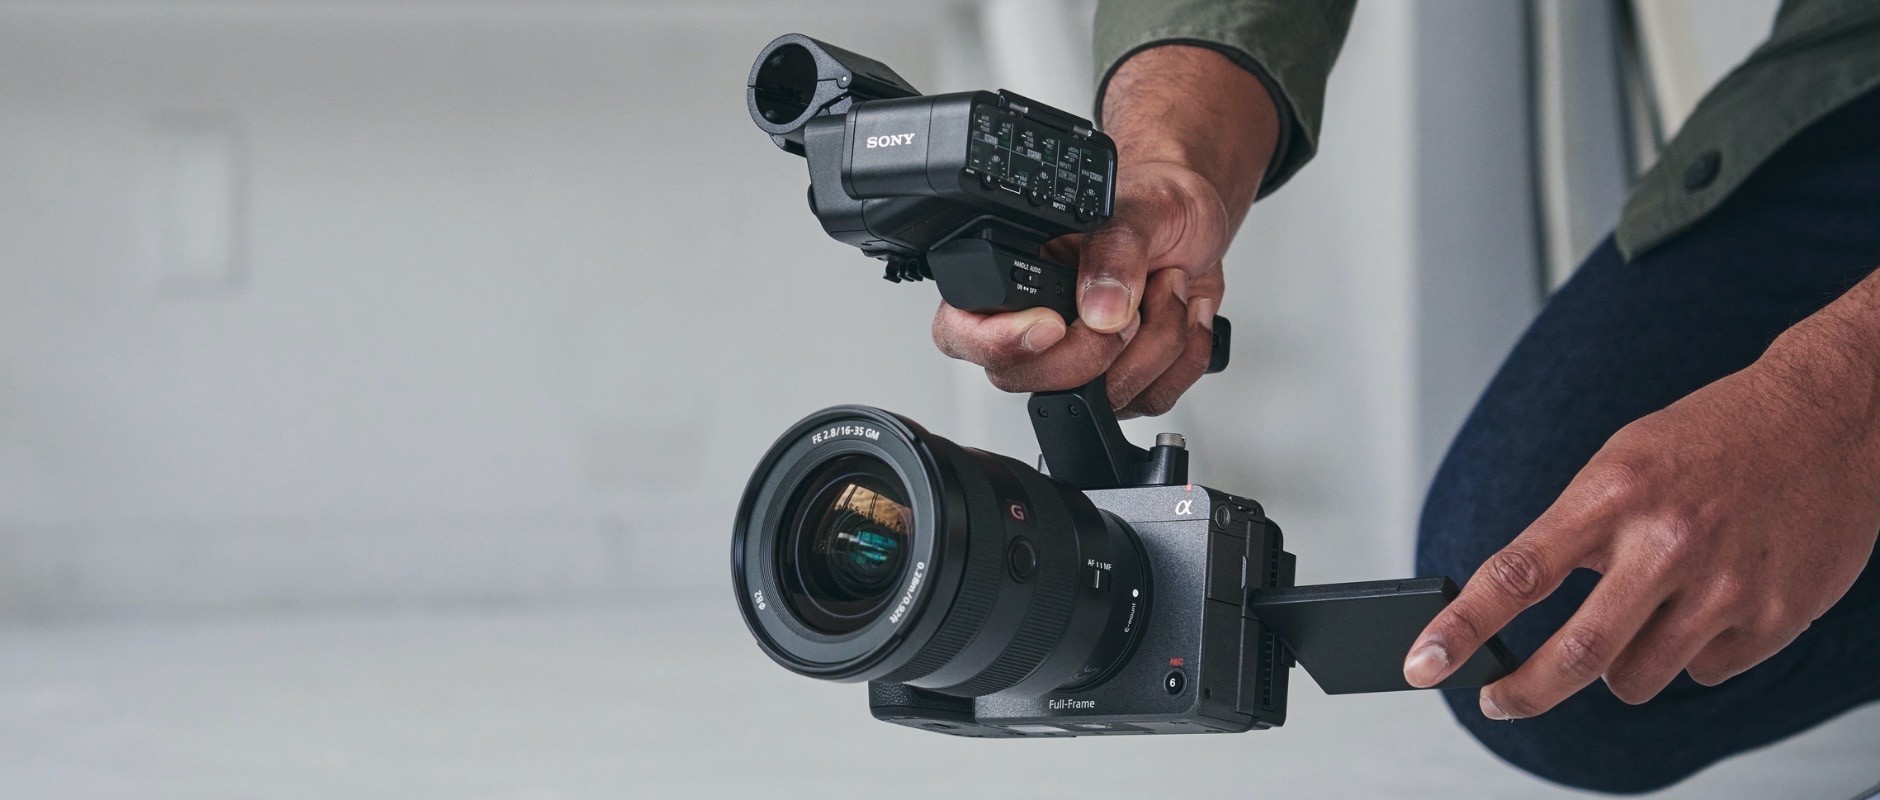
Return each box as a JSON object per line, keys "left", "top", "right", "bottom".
{"left": 1006, "top": 501, "right": 1029, "bottom": 523}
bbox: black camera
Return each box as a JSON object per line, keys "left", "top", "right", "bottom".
{"left": 733, "top": 35, "right": 1521, "bottom": 738}
{"left": 735, "top": 387, "right": 1296, "bottom": 737}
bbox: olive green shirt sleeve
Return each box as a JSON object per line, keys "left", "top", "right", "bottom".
{"left": 1617, "top": 0, "right": 1880, "bottom": 257}
{"left": 1095, "top": 0, "right": 1880, "bottom": 260}
{"left": 1093, "top": 0, "right": 1356, "bottom": 197}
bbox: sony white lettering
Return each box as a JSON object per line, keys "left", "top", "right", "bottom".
{"left": 864, "top": 133, "right": 918, "bottom": 149}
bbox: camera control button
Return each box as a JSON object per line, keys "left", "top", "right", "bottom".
{"left": 1088, "top": 566, "right": 1110, "bottom": 592}
{"left": 1007, "top": 538, "right": 1038, "bottom": 583}
{"left": 1164, "top": 669, "right": 1186, "bottom": 696}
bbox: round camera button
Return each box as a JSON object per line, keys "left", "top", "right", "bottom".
{"left": 1164, "top": 669, "right": 1186, "bottom": 696}
{"left": 1007, "top": 537, "right": 1038, "bottom": 583}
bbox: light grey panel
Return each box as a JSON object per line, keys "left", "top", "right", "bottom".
{"left": 1411, "top": 0, "right": 1545, "bottom": 495}
{"left": 1532, "top": 0, "right": 1634, "bottom": 289}
{"left": 0, "top": 4, "right": 950, "bottom": 619}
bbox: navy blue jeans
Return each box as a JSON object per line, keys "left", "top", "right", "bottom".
{"left": 1417, "top": 88, "right": 1880, "bottom": 793}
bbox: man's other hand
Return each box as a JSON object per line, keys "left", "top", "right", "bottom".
{"left": 1402, "top": 283, "right": 1880, "bottom": 717}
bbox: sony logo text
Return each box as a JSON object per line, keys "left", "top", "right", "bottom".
{"left": 865, "top": 133, "right": 918, "bottom": 148}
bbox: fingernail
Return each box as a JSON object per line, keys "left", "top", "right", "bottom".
{"left": 1119, "top": 315, "right": 1141, "bottom": 345}
{"left": 1192, "top": 298, "right": 1217, "bottom": 331}
{"left": 1481, "top": 694, "right": 1512, "bottom": 721}
{"left": 1404, "top": 643, "right": 1448, "bottom": 688}
{"left": 1082, "top": 278, "right": 1133, "bottom": 332}
{"left": 1021, "top": 318, "right": 1066, "bottom": 353}
{"left": 1170, "top": 270, "right": 1190, "bottom": 303}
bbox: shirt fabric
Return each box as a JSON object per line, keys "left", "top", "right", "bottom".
{"left": 1092, "top": 0, "right": 1880, "bottom": 259}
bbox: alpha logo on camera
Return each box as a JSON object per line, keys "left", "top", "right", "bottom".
{"left": 865, "top": 133, "right": 918, "bottom": 148}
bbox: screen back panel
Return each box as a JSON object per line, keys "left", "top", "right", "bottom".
{"left": 1248, "top": 577, "right": 1522, "bottom": 695}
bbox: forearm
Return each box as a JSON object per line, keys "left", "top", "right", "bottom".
{"left": 1099, "top": 45, "right": 1281, "bottom": 237}
{"left": 1761, "top": 268, "right": 1880, "bottom": 472}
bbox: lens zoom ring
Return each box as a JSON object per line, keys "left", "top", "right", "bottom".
{"left": 878, "top": 443, "right": 1007, "bottom": 684}
{"left": 941, "top": 456, "right": 1078, "bottom": 696}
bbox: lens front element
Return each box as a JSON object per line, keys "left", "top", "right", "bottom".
{"left": 782, "top": 455, "right": 912, "bottom": 634}
{"left": 734, "top": 406, "right": 1149, "bottom": 694}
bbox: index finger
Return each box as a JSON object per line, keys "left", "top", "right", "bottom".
{"left": 931, "top": 303, "right": 1069, "bottom": 372}
{"left": 1475, "top": 560, "right": 1666, "bottom": 719}
{"left": 1403, "top": 517, "right": 1594, "bottom": 690}
{"left": 931, "top": 301, "right": 1128, "bottom": 392}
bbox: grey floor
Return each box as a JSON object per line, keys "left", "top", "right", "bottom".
{"left": 3, "top": 601, "right": 1876, "bottom": 799}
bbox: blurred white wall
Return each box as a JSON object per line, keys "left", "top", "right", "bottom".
{"left": 0, "top": 0, "right": 1545, "bottom": 620}
{"left": 1633, "top": 0, "right": 1785, "bottom": 139}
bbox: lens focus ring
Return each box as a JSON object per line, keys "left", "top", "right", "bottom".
{"left": 876, "top": 440, "right": 1006, "bottom": 684}
{"left": 932, "top": 455, "right": 1079, "bottom": 696}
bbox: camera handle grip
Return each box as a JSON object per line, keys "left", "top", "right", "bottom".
{"left": 926, "top": 238, "right": 1078, "bottom": 320}
{"left": 924, "top": 237, "right": 1234, "bottom": 375}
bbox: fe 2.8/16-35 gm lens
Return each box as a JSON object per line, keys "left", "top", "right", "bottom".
{"left": 778, "top": 454, "right": 913, "bottom": 635}
{"left": 732, "top": 406, "right": 1149, "bottom": 697}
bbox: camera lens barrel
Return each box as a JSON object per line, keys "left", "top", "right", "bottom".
{"left": 733, "top": 406, "right": 1148, "bottom": 697}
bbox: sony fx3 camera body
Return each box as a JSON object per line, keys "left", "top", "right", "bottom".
{"left": 734, "top": 397, "right": 1296, "bottom": 738}
{"left": 867, "top": 483, "right": 1299, "bottom": 737}
{"left": 733, "top": 35, "right": 1520, "bottom": 740}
